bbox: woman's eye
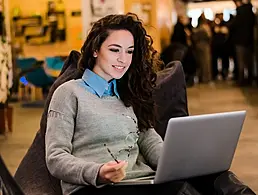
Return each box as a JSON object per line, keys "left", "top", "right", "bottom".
{"left": 127, "top": 50, "right": 134, "bottom": 54}
{"left": 109, "top": 48, "right": 119, "bottom": 52}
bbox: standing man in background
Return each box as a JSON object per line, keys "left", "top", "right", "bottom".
{"left": 229, "top": 0, "right": 255, "bottom": 85}
{"left": 212, "top": 13, "right": 230, "bottom": 81}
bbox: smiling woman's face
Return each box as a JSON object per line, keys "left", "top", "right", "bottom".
{"left": 92, "top": 30, "right": 134, "bottom": 82}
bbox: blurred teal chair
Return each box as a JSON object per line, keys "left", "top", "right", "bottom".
{"left": 45, "top": 57, "right": 64, "bottom": 70}
{"left": 19, "top": 67, "right": 54, "bottom": 107}
{"left": 16, "top": 57, "right": 54, "bottom": 87}
{"left": 16, "top": 57, "right": 54, "bottom": 105}
{"left": 16, "top": 58, "right": 37, "bottom": 71}
{"left": 25, "top": 67, "right": 54, "bottom": 88}
{"left": 45, "top": 57, "right": 64, "bottom": 78}
{"left": 16, "top": 58, "right": 44, "bottom": 77}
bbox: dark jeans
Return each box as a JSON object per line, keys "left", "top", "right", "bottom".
{"left": 235, "top": 45, "right": 254, "bottom": 85}
{"left": 72, "top": 172, "right": 221, "bottom": 195}
{"left": 212, "top": 49, "right": 229, "bottom": 80}
{"left": 73, "top": 182, "right": 201, "bottom": 195}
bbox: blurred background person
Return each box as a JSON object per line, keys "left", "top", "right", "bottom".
{"left": 192, "top": 13, "right": 212, "bottom": 84}
{"left": 228, "top": 0, "right": 255, "bottom": 85}
{"left": 211, "top": 13, "right": 230, "bottom": 81}
{"left": 161, "top": 15, "right": 197, "bottom": 87}
{"left": 226, "top": 14, "right": 239, "bottom": 81}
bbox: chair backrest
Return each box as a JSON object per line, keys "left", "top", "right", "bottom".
{"left": 25, "top": 67, "right": 54, "bottom": 87}
{"left": 16, "top": 58, "right": 38, "bottom": 71}
{"left": 45, "top": 57, "right": 64, "bottom": 70}
{"left": 154, "top": 61, "right": 189, "bottom": 139}
{"left": 0, "top": 155, "right": 25, "bottom": 195}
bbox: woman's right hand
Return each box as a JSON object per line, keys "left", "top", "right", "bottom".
{"left": 97, "top": 161, "right": 128, "bottom": 184}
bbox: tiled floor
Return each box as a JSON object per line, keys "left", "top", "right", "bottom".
{"left": 0, "top": 82, "right": 258, "bottom": 193}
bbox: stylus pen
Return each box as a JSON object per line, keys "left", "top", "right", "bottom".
{"left": 104, "top": 144, "right": 119, "bottom": 163}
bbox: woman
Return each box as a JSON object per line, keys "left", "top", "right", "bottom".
{"left": 192, "top": 13, "right": 212, "bottom": 83}
{"left": 45, "top": 13, "right": 202, "bottom": 195}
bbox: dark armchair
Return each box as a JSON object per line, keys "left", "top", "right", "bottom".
{"left": 0, "top": 155, "right": 24, "bottom": 195}
{"left": 153, "top": 61, "right": 189, "bottom": 139}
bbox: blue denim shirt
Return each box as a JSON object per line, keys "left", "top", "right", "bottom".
{"left": 81, "top": 69, "right": 119, "bottom": 98}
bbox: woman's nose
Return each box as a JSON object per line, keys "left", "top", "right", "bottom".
{"left": 117, "top": 53, "right": 126, "bottom": 63}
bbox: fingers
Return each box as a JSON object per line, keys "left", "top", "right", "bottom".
{"left": 105, "top": 161, "right": 127, "bottom": 178}
{"left": 105, "top": 168, "right": 126, "bottom": 182}
{"left": 98, "top": 161, "right": 128, "bottom": 183}
{"left": 106, "top": 161, "right": 128, "bottom": 172}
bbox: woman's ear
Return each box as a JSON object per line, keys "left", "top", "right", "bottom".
{"left": 93, "top": 51, "right": 98, "bottom": 58}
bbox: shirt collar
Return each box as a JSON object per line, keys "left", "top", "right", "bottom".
{"left": 82, "top": 69, "right": 119, "bottom": 98}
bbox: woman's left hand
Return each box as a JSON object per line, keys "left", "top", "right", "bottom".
{"left": 97, "top": 161, "right": 128, "bottom": 184}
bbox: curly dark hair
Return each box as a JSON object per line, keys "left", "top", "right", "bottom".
{"left": 78, "top": 13, "right": 163, "bottom": 132}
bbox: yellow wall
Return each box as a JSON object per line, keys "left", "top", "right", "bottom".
{"left": 124, "top": 0, "right": 161, "bottom": 52}
{"left": 9, "top": 0, "right": 46, "bottom": 16}
{"left": 157, "top": 0, "right": 173, "bottom": 51}
{"left": 124, "top": 0, "right": 174, "bottom": 52}
{"left": 9, "top": 0, "right": 83, "bottom": 57}
{"left": 9, "top": 0, "right": 174, "bottom": 57}
{"left": 62, "top": 0, "right": 83, "bottom": 51}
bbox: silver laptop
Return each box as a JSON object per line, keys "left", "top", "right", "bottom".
{"left": 114, "top": 110, "right": 246, "bottom": 185}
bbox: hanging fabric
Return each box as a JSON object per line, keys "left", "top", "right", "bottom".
{"left": 0, "top": 39, "right": 12, "bottom": 103}
{"left": 0, "top": 0, "right": 13, "bottom": 104}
